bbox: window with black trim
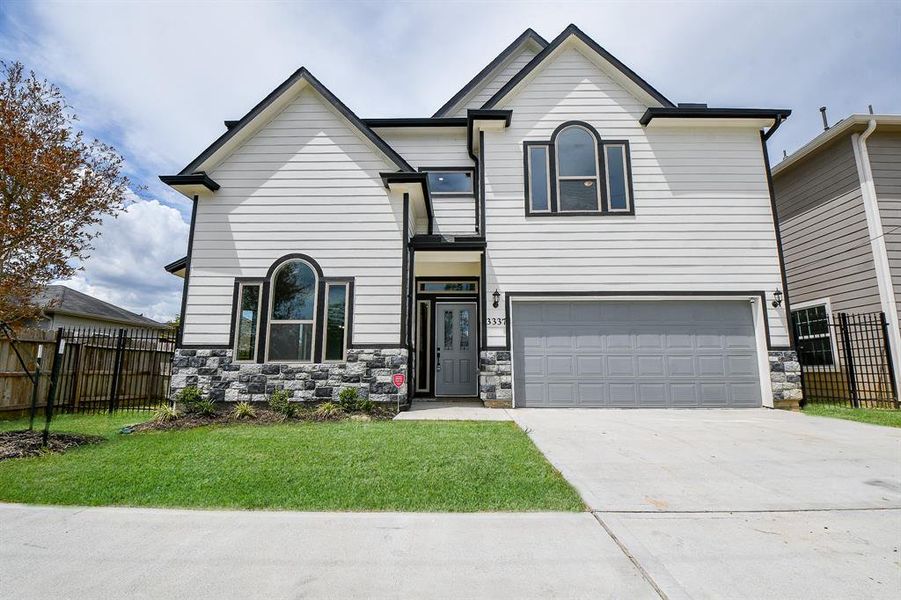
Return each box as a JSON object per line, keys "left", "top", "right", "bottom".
{"left": 424, "top": 170, "right": 473, "bottom": 195}
{"left": 323, "top": 282, "right": 349, "bottom": 362}
{"left": 267, "top": 259, "right": 317, "bottom": 362}
{"left": 524, "top": 122, "right": 633, "bottom": 216}
{"left": 792, "top": 304, "right": 835, "bottom": 367}
{"left": 234, "top": 283, "right": 261, "bottom": 362}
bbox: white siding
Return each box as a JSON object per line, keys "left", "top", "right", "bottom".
{"left": 483, "top": 45, "right": 789, "bottom": 347}
{"left": 183, "top": 86, "right": 403, "bottom": 346}
{"left": 375, "top": 128, "right": 477, "bottom": 236}
{"left": 452, "top": 46, "right": 539, "bottom": 116}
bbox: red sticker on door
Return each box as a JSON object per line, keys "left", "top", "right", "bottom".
{"left": 392, "top": 374, "right": 406, "bottom": 389}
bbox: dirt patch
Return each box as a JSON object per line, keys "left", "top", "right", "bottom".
{"left": 126, "top": 405, "right": 397, "bottom": 433}
{"left": 0, "top": 430, "right": 105, "bottom": 461}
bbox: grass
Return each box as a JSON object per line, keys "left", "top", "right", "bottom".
{"left": 802, "top": 404, "right": 901, "bottom": 428}
{"left": 0, "top": 412, "right": 147, "bottom": 439}
{"left": 0, "top": 414, "right": 583, "bottom": 512}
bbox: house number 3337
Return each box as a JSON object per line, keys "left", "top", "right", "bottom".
{"left": 487, "top": 317, "right": 506, "bottom": 326}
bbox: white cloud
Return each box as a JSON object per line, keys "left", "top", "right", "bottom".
{"left": 58, "top": 197, "right": 188, "bottom": 323}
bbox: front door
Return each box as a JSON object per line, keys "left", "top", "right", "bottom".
{"left": 435, "top": 302, "right": 478, "bottom": 396}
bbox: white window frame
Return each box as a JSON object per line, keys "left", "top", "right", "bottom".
{"left": 266, "top": 259, "right": 318, "bottom": 364}
{"left": 527, "top": 145, "right": 551, "bottom": 213}
{"left": 322, "top": 281, "right": 349, "bottom": 363}
{"left": 603, "top": 143, "right": 631, "bottom": 213}
{"left": 555, "top": 125, "right": 601, "bottom": 213}
{"left": 233, "top": 282, "right": 263, "bottom": 363}
{"left": 791, "top": 298, "right": 838, "bottom": 369}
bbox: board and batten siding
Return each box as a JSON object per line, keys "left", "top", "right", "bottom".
{"left": 375, "top": 127, "right": 477, "bottom": 236}
{"left": 182, "top": 86, "right": 404, "bottom": 347}
{"left": 870, "top": 131, "right": 901, "bottom": 331}
{"left": 773, "top": 136, "right": 883, "bottom": 315}
{"left": 482, "top": 45, "right": 789, "bottom": 348}
{"left": 452, "top": 46, "right": 540, "bottom": 116}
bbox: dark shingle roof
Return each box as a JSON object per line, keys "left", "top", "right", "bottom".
{"left": 36, "top": 285, "right": 167, "bottom": 330}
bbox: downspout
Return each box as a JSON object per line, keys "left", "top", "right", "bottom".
{"left": 851, "top": 119, "right": 901, "bottom": 389}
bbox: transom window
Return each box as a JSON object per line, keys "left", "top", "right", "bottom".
{"left": 792, "top": 303, "right": 835, "bottom": 367}
{"left": 524, "top": 122, "right": 633, "bottom": 216}
{"left": 267, "top": 260, "right": 317, "bottom": 362}
{"left": 417, "top": 281, "right": 478, "bottom": 294}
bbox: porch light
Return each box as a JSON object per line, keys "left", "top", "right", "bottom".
{"left": 772, "top": 289, "right": 783, "bottom": 308}
{"left": 492, "top": 289, "right": 501, "bottom": 309}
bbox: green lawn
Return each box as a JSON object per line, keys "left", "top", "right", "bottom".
{"left": 0, "top": 414, "right": 583, "bottom": 512}
{"left": 802, "top": 404, "right": 901, "bottom": 428}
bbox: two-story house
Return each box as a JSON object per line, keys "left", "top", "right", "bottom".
{"left": 162, "top": 25, "right": 798, "bottom": 409}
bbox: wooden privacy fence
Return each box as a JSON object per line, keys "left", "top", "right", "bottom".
{"left": 0, "top": 328, "right": 57, "bottom": 416}
{"left": 0, "top": 326, "right": 176, "bottom": 416}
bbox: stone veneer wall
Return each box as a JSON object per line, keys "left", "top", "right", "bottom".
{"left": 170, "top": 348, "right": 408, "bottom": 405}
{"left": 769, "top": 350, "right": 802, "bottom": 410}
{"left": 480, "top": 351, "right": 512, "bottom": 408}
{"left": 479, "top": 349, "right": 802, "bottom": 410}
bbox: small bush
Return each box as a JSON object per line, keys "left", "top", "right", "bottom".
{"left": 231, "top": 401, "right": 256, "bottom": 420}
{"left": 194, "top": 398, "right": 217, "bottom": 417}
{"left": 153, "top": 404, "right": 179, "bottom": 423}
{"left": 357, "top": 397, "right": 375, "bottom": 413}
{"left": 338, "top": 387, "right": 359, "bottom": 411}
{"left": 177, "top": 386, "right": 205, "bottom": 414}
{"left": 268, "top": 389, "right": 295, "bottom": 418}
{"left": 314, "top": 401, "right": 344, "bottom": 421}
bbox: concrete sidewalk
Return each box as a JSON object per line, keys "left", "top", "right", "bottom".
{"left": 0, "top": 504, "right": 655, "bottom": 600}
{"left": 394, "top": 401, "right": 511, "bottom": 421}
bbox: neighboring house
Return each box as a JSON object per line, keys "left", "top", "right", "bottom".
{"left": 772, "top": 114, "right": 901, "bottom": 394}
{"left": 162, "top": 25, "right": 799, "bottom": 409}
{"left": 33, "top": 285, "right": 168, "bottom": 332}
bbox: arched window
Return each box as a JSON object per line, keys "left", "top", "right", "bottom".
{"left": 267, "top": 259, "right": 317, "bottom": 362}
{"left": 555, "top": 125, "right": 600, "bottom": 212}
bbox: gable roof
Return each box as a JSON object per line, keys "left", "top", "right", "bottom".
{"left": 175, "top": 67, "right": 414, "bottom": 177}
{"left": 482, "top": 24, "right": 675, "bottom": 110}
{"left": 432, "top": 28, "right": 548, "bottom": 118}
{"left": 36, "top": 285, "right": 167, "bottom": 329}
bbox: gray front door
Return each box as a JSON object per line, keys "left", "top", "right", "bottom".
{"left": 435, "top": 302, "right": 478, "bottom": 396}
{"left": 512, "top": 300, "right": 762, "bottom": 408}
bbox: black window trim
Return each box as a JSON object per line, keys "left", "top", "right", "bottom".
{"left": 791, "top": 299, "right": 837, "bottom": 369}
{"left": 229, "top": 278, "right": 264, "bottom": 363}
{"left": 321, "top": 279, "right": 354, "bottom": 363}
{"left": 417, "top": 166, "right": 476, "bottom": 198}
{"left": 522, "top": 120, "right": 635, "bottom": 217}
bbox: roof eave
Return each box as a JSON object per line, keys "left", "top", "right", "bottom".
{"left": 159, "top": 173, "right": 221, "bottom": 197}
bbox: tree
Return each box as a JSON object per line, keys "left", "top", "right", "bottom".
{"left": 0, "top": 61, "right": 127, "bottom": 326}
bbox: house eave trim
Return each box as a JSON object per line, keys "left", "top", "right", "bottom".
{"left": 158, "top": 173, "right": 220, "bottom": 192}
{"left": 639, "top": 107, "right": 792, "bottom": 126}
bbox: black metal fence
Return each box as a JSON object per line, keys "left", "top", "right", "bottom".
{"left": 792, "top": 311, "right": 898, "bottom": 409}
{"left": 49, "top": 327, "right": 176, "bottom": 414}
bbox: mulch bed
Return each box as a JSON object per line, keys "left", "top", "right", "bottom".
{"left": 126, "top": 406, "right": 397, "bottom": 433}
{"left": 0, "top": 430, "right": 105, "bottom": 461}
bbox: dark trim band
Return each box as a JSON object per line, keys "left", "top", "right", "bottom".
{"left": 159, "top": 173, "right": 220, "bottom": 192}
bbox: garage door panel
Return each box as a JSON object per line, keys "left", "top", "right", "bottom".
{"left": 513, "top": 300, "right": 762, "bottom": 408}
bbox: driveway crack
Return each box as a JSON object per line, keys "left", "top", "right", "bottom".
{"left": 590, "top": 511, "right": 669, "bottom": 600}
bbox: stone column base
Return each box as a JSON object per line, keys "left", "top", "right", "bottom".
{"left": 769, "top": 350, "right": 802, "bottom": 410}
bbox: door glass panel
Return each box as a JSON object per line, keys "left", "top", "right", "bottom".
{"left": 444, "top": 310, "right": 454, "bottom": 350}
{"left": 459, "top": 309, "right": 470, "bottom": 350}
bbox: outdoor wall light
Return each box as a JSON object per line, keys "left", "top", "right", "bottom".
{"left": 492, "top": 289, "right": 501, "bottom": 309}
{"left": 772, "top": 289, "right": 783, "bottom": 308}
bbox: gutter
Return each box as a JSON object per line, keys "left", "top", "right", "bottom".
{"left": 851, "top": 119, "right": 901, "bottom": 390}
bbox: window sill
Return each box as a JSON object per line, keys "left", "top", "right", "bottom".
{"left": 524, "top": 210, "right": 634, "bottom": 217}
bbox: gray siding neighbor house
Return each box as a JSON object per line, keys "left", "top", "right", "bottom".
{"left": 33, "top": 285, "right": 168, "bottom": 333}
{"left": 772, "top": 114, "right": 901, "bottom": 391}
{"left": 162, "top": 25, "right": 799, "bottom": 410}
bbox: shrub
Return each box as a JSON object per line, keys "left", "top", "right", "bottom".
{"left": 357, "top": 397, "right": 375, "bottom": 413}
{"left": 314, "top": 401, "right": 344, "bottom": 421}
{"left": 176, "top": 386, "right": 205, "bottom": 414}
{"left": 194, "top": 398, "right": 217, "bottom": 417}
{"left": 153, "top": 404, "right": 179, "bottom": 423}
{"left": 338, "top": 387, "right": 359, "bottom": 411}
{"left": 231, "top": 401, "right": 256, "bottom": 420}
{"left": 268, "top": 389, "right": 295, "bottom": 418}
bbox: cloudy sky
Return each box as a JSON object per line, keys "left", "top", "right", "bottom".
{"left": 1, "top": 0, "right": 898, "bottom": 322}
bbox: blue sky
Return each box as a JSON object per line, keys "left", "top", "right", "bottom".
{"left": 1, "top": 0, "right": 899, "bottom": 321}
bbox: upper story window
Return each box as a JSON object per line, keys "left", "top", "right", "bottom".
{"left": 423, "top": 169, "right": 474, "bottom": 195}
{"left": 524, "top": 121, "right": 633, "bottom": 216}
{"left": 267, "top": 259, "right": 317, "bottom": 362}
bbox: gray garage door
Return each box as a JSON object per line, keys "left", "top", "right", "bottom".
{"left": 512, "top": 300, "right": 761, "bottom": 408}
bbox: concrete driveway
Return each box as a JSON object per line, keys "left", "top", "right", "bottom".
{"left": 511, "top": 408, "right": 901, "bottom": 599}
